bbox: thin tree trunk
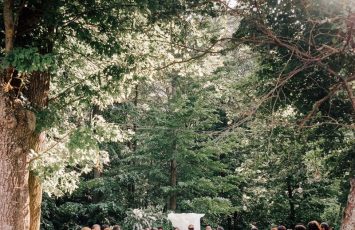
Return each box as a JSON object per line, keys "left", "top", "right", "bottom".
{"left": 341, "top": 178, "right": 355, "bottom": 230}
{"left": 28, "top": 131, "right": 47, "bottom": 230}
{"left": 29, "top": 171, "right": 42, "bottom": 230}
{"left": 341, "top": 154, "right": 355, "bottom": 230}
{"left": 169, "top": 158, "right": 177, "bottom": 211}
{"left": 169, "top": 79, "right": 177, "bottom": 211}
{"left": 341, "top": 91, "right": 355, "bottom": 230}
{"left": 91, "top": 104, "right": 102, "bottom": 181}
{"left": 128, "top": 84, "right": 139, "bottom": 205}
{"left": 4, "top": 0, "right": 14, "bottom": 53}
{"left": 287, "top": 179, "right": 295, "bottom": 227}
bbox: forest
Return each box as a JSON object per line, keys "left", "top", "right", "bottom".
{"left": 0, "top": 0, "right": 354, "bottom": 230}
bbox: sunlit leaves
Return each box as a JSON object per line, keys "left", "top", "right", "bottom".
{"left": 2, "top": 48, "right": 55, "bottom": 73}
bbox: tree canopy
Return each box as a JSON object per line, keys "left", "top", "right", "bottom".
{"left": 0, "top": 0, "right": 354, "bottom": 230}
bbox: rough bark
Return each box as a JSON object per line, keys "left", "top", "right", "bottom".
{"left": 3, "top": 0, "right": 53, "bottom": 229}
{"left": 341, "top": 178, "right": 355, "bottom": 230}
{"left": 340, "top": 70, "right": 355, "bottom": 230}
{"left": 341, "top": 148, "right": 355, "bottom": 230}
{"left": 0, "top": 92, "right": 32, "bottom": 229}
{"left": 26, "top": 72, "right": 50, "bottom": 230}
{"left": 0, "top": 71, "right": 49, "bottom": 230}
{"left": 29, "top": 171, "right": 42, "bottom": 230}
{"left": 28, "top": 131, "right": 47, "bottom": 230}
{"left": 0, "top": 1, "right": 32, "bottom": 229}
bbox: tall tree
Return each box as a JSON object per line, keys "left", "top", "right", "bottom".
{"left": 0, "top": 0, "right": 218, "bottom": 228}
{"left": 233, "top": 0, "right": 355, "bottom": 228}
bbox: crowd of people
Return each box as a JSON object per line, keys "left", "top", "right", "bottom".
{"left": 81, "top": 224, "right": 121, "bottom": 230}
{"left": 81, "top": 225, "right": 169, "bottom": 230}
{"left": 252, "top": 220, "right": 331, "bottom": 230}
{"left": 80, "top": 220, "right": 331, "bottom": 230}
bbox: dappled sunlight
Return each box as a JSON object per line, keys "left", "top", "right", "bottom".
{"left": 0, "top": 0, "right": 354, "bottom": 229}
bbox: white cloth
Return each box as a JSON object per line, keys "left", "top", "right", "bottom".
{"left": 168, "top": 213, "right": 205, "bottom": 230}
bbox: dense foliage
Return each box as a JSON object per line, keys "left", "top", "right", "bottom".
{"left": 0, "top": 0, "right": 353, "bottom": 230}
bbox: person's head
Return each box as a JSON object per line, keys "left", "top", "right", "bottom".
{"left": 158, "top": 227, "right": 163, "bottom": 230}
{"left": 320, "top": 223, "right": 329, "bottom": 230}
{"left": 188, "top": 224, "right": 194, "bottom": 230}
{"left": 295, "top": 224, "right": 306, "bottom": 230}
{"left": 102, "top": 225, "right": 110, "bottom": 230}
{"left": 92, "top": 224, "right": 101, "bottom": 230}
{"left": 271, "top": 228, "right": 277, "bottom": 230}
{"left": 113, "top": 225, "right": 121, "bottom": 230}
{"left": 216, "top": 226, "right": 224, "bottom": 230}
{"left": 103, "top": 228, "right": 110, "bottom": 230}
{"left": 205, "top": 225, "right": 212, "bottom": 230}
{"left": 308, "top": 221, "right": 321, "bottom": 230}
{"left": 82, "top": 227, "right": 91, "bottom": 230}
{"left": 277, "top": 226, "right": 286, "bottom": 230}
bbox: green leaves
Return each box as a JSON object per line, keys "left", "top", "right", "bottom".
{"left": 2, "top": 47, "right": 55, "bottom": 73}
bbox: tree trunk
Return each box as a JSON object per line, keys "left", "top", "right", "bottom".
{"left": 341, "top": 130, "right": 355, "bottom": 230}
{"left": 3, "top": 0, "right": 52, "bottom": 229}
{"left": 0, "top": 1, "right": 33, "bottom": 228}
{"left": 340, "top": 61, "right": 355, "bottom": 229}
{"left": 341, "top": 178, "right": 355, "bottom": 230}
{"left": 0, "top": 92, "right": 32, "bottom": 229}
{"left": 28, "top": 131, "right": 47, "bottom": 230}
{"left": 127, "top": 84, "right": 138, "bottom": 205}
{"left": 1, "top": 70, "right": 50, "bottom": 230}
{"left": 26, "top": 71, "right": 50, "bottom": 230}
{"left": 286, "top": 179, "right": 295, "bottom": 227}
{"left": 168, "top": 78, "right": 178, "bottom": 211}
{"left": 169, "top": 158, "right": 177, "bottom": 211}
{"left": 3, "top": 0, "right": 14, "bottom": 53}
{"left": 29, "top": 171, "right": 42, "bottom": 230}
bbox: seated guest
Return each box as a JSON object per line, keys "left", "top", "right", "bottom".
{"left": 92, "top": 224, "right": 101, "bottom": 230}
{"left": 295, "top": 224, "right": 306, "bottom": 230}
{"left": 307, "top": 221, "right": 321, "bottom": 230}
{"left": 277, "top": 226, "right": 286, "bottom": 230}
{"left": 320, "top": 223, "right": 329, "bottom": 230}
{"left": 102, "top": 225, "right": 110, "bottom": 230}
{"left": 113, "top": 225, "right": 121, "bottom": 230}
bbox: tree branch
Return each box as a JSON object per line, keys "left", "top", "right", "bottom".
{"left": 3, "top": 0, "right": 15, "bottom": 53}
